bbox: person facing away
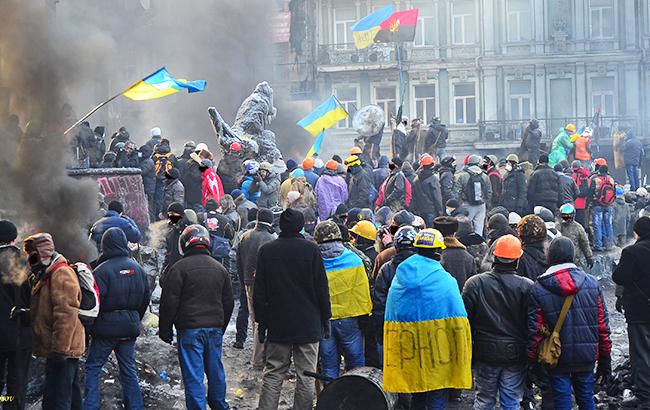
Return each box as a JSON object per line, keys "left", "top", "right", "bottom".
{"left": 254, "top": 209, "right": 331, "bottom": 410}
{"left": 89, "top": 200, "right": 141, "bottom": 251}
{"left": 454, "top": 154, "right": 492, "bottom": 236}
{"left": 84, "top": 228, "right": 150, "bottom": 410}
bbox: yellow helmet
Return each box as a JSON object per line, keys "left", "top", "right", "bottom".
{"left": 413, "top": 228, "right": 446, "bottom": 250}
{"left": 344, "top": 155, "right": 361, "bottom": 168}
{"left": 565, "top": 123, "right": 576, "bottom": 133}
{"left": 349, "top": 220, "right": 377, "bottom": 241}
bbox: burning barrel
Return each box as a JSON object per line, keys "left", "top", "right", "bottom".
{"left": 68, "top": 167, "right": 150, "bottom": 232}
{"left": 315, "top": 367, "right": 397, "bottom": 410}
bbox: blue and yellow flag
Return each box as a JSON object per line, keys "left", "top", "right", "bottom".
{"left": 297, "top": 96, "right": 348, "bottom": 136}
{"left": 305, "top": 130, "right": 325, "bottom": 159}
{"left": 123, "top": 67, "right": 207, "bottom": 101}
{"left": 351, "top": 5, "right": 395, "bottom": 49}
{"left": 384, "top": 254, "right": 472, "bottom": 393}
{"left": 322, "top": 248, "right": 372, "bottom": 321}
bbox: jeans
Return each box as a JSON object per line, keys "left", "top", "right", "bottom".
{"left": 629, "top": 323, "right": 650, "bottom": 400}
{"left": 549, "top": 371, "right": 595, "bottom": 410}
{"left": 235, "top": 280, "right": 249, "bottom": 345}
{"left": 84, "top": 338, "right": 143, "bottom": 410}
{"left": 473, "top": 363, "right": 525, "bottom": 410}
{"left": 177, "top": 328, "right": 228, "bottom": 410}
{"left": 465, "top": 203, "right": 487, "bottom": 236}
{"left": 154, "top": 179, "right": 165, "bottom": 219}
{"left": 410, "top": 390, "right": 448, "bottom": 410}
{"left": 0, "top": 349, "right": 30, "bottom": 410}
{"left": 320, "top": 317, "right": 364, "bottom": 379}
{"left": 258, "top": 342, "right": 319, "bottom": 410}
{"left": 627, "top": 165, "right": 640, "bottom": 192}
{"left": 592, "top": 205, "right": 613, "bottom": 249}
{"left": 43, "top": 358, "right": 82, "bottom": 410}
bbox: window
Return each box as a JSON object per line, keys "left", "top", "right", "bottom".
{"left": 590, "top": 0, "right": 614, "bottom": 39}
{"left": 509, "top": 80, "right": 532, "bottom": 120}
{"left": 507, "top": 0, "right": 532, "bottom": 42}
{"left": 333, "top": 86, "right": 358, "bottom": 129}
{"left": 374, "top": 86, "right": 397, "bottom": 125}
{"left": 334, "top": 8, "right": 356, "bottom": 48}
{"left": 453, "top": 83, "right": 476, "bottom": 124}
{"left": 451, "top": 1, "right": 475, "bottom": 45}
{"left": 591, "top": 77, "right": 615, "bottom": 116}
{"left": 415, "top": 6, "right": 436, "bottom": 47}
{"left": 414, "top": 84, "right": 436, "bottom": 121}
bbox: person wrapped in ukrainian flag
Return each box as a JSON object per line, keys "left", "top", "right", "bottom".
{"left": 383, "top": 228, "right": 473, "bottom": 406}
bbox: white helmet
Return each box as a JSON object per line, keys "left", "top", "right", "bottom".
{"left": 150, "top": 127, "right": 161, "bottom": 137}
{"left": 196, "top": 143, "right": 208, "bottom": 152}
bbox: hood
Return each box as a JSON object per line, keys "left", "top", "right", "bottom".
{"left": 318, "top": 241, "right": 345, "bottom": 259}
{"left": 443, "top": 237, "right": 466, "bottom": 249}
{"left": 537, "top": 263, "right": 587, "bottom": 296}
{"left": 402, "top": 162, "right": 414, "bottom": 176}
{"left": 523, "top": 242, "right": 547, "bottom": 265}
{"left": 466, "top": 165, "right": 483, "bottom": 175}
{"left": 378, "top": 156, "right": 390, "bottom": 168}
{"left": 155, "top": 143, "right": 171, "bottom": 155}
{"left": 100, "top": 227, "right": 129, "bottom": 258}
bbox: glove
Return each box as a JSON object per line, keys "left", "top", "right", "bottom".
{"left": 596, "top": 355, "right": 612, "bottom": 383}
{"left": 159, "top": 332, "right": 173, "bottom": 345}
{"left": 48, "top": 352, "right": 68, "bottom": 366}
{"left": 322, "top": 321, "right": 331, "bottom": 339}
{"left": 257, "top": 324, "right": 267, "bottom": 344}
{"left": 586, "top": 258, "right": 594, "bottom": 269}
{"left": 616, "top": 297, "right": 624, "bottom": 313}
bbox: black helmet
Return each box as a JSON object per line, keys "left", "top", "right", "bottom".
{"left": 547, "top": 237, "right": 575, "bottom": 266}
{"left": 179, "top": 224, "right": 211, "bottom": 255}
{"left": 394, "top": 226, "right": 417, "bottom": 251}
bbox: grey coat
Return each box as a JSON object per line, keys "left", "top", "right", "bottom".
{"left": 258, "top": 173, "right": 281, "bottom": 208}
{"left": 164, "top": 179, "right": 185, "bottom": 212}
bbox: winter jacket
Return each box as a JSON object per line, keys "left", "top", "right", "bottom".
{"left": 501, "top": 168, "right": 527, "bottom": 214}
{"left": 402, "top": 163, "right": 416, "bottom": 186}
{"left": 454, "top": 165, "right": 492, "bottom": 206}
{"left": 373, "top": 157, "right": 391, "bottom": 190}
{"left": 558, "top": 220, "right": 593, "bottom": 264}
{"left": 438, "top": 165, "right": 456, "bottom": 205}
{"left": 138, "top": 156, "right": 156, "bottom": 196}
{"left": 241, "top": 176, "right": 261, "bottom": 204}
{"left": 517, "top": 242, "right": 547, "bottom": 281}
{"left": 621, "top": 134, "right": 645, "bottom": 167}
{"left": 280, "top": 177, "right": 317, "bottom": 209}
{"left": 347, "top": 166, "right": 373, "bottom": 209}
{"left": 613, "top": 237, "right": 650, "bottom": 323}
{"left": 412, "top": 167, "right": 443, "bottom": 216}
{"left": 237, "top": 223, "right": 276, "bottom": 285}
{"left": 90, "top": 210, "right": 142, "bottom": 250}
{"left": 159, "top": 247, "right": 234, "bottom": 341}
{"left": 258, "top": 173, "right": 281, "bottom": 208}
{"left": 572, "top": 168, "right": 592, "bottom": 209}
{"left": 371, "top": 250, "right": 414, "bottom": 329}
{"left": 528, "top": 263, "right": 612, "bottom": 373}
{"left": 549, "top": 129, "right": 573, "bottom": 167}
{"left": 254, "top": 232, "right": 331, "bottom": 344}
{"left": 612, "top": 198, "right": 631, "bottom": 237}
{"left": 92, "top": 228, "right": 150, "bottom": 339}
{"left": 487, "top": 167, "right": 503, "bottom": 208}
{"left": 201, "top": 168, "right": 224, "bottom": 208}
{"left": 380, "top": 170, "right": 407, "bottom": 212}
{"left": 217, "top": 153, "right": 242, "bottom": 195}
{"left": 522, "top": 126, "right": 542, "bottom": 158}
{"left": 589, "top": 174, "right": 615, "bottom": 206}
{"left": 315, "top": 171, "right": 348, "bottom": 219}
{"left": 235, "top": 197, "right": 258, "bottom": 228}
{"left": 463, "top": 266, "right": 534, "bottom": 365}
{"left": 527, "top": 164, "right": 560, "bottom": 211}
{"left": 440, "top": 237, "right": 476, "bottom": 290}
{"left": 164, "top": 178, "right": 185, "bottom": 212}
{"left": 0, "top": 245, "right": 31, "bottom": 352}
{"left": 558, "top": 172, "right": 579, "bottom": 206}
{"left": 161, "top": 213, "right": 195, "bottom": 286}
{"left": 31, "top": 254, "right": 85, "bottom": 358}
{"left": 180, "top": 160, "right": 203, "bottom": 209}
{"left": 303, "top": 169, "right": 320, "bottom": 188}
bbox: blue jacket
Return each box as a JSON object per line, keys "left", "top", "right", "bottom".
{"left": 527, "top": 263, "right": 612, "bottom": 373}
{"left": 622, "top": 134, "right": 645, "bottom": 167}
{"left": 91, "top": 228, "right": 150, "bottom": 339}
{"left": 241, "top": 176, "right": 261, "bottom": 204}
{"left": 303, "top": 169, "right": 320, "bottom": 188}
{"left": 90, "top": 210, "right": 141, "bottom": 250}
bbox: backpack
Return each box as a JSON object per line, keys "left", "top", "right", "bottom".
{"left": 49, "top": 261, "right": 100, "bottom": 326}
{"left": 595, "top": 176, "right": 616, "bottom": 206}
{"left": 464, "top": 172, "right": 486, "bottom": 205}
{"left": 154, "top": 152, "right": 173, "bottom": 176}
{"left": 209, "top": 234, "right": 231, "bottom": 261}
{"left": 574, "top": 171, "right": 590, "bottom": 198}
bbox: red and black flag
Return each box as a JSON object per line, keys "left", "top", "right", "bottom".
{"left": 374, "top": 9, "right": 419, "bottom": 44}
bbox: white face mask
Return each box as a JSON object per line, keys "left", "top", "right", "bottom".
{"left": 505, "top": 164, "right": 513, "bottom": 172}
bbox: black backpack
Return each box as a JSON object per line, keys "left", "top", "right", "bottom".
{"left": 464, "top": 172, "right": 486, "bottom": 205}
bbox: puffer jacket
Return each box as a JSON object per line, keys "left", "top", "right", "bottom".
{"left": 412, "top": 167, "right": 443, "bottom": 216}
{"left": 373, "top": 156, "right": 391, "bottom": 190}
{"left": 527, "top": 164, "right": 560, "bottom": 211}
{"left": 517, "top": 242, "right": 547, "bottom": 281}
{"left": 501, "top": 167, "right": 527, "bottom": 214}
{"left": 454, "top": 165, "right": 492, "bottom": 206}
{"left": 241, "top": 176, "right": 261, "bottom": 204}
{"left": 237, "top": 223, "right": 276, "bottom": 285}
{"left": 0, "top": 245, "right": 31, "bottom": 352}
{"left": 613, "top": 237, "right": 650, "bottom": 324}
{"left": 181, "top": 160, "right": 203, "bottom": 209}
{"left": 440, "top": 237, "right": 475, "bottom": 290}
{"left": 621, "top": 134, "right": 645, "bottom": 167}
{"left": 463, "top": 266, "right": 534, "bottom": 365}
{"left": 164, "top": 178, "right": 185, "bottom": 212}
{"left": 258, "top": 173, "right": 281, "bottom": 208}
{"left": 438, "top": 165, "right": 456, "bottom": 205}
{"left": 528, "top": 263, "right": 612, "bottom": 373}
{"left": 347, "top": 166, "right": 373, "bottom": 209}
{"left": 315, "top": 170, "right": 348, "bottom": 219}
{"left": 31, "top": 254, "right": 85, "bottom": 358}
{"left": 90, "top": 210, "right": 142, "bottom": 250}
{"left": 558, "top": 172, "right": 579, "bottom": 206}
{"left": 92, "top": 228, "right": 150, "bottom": 339}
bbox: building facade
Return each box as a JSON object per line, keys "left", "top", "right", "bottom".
{"left": 284, "top": 0, "right": 650, "bottom": 157}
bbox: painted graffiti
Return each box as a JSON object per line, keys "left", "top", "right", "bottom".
{"left": 95, "top": 174, "right": 150, "bottom": 231}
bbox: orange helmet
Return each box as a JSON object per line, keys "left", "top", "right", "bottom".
{"left": 493, "top": 234, "right": 523, "bottom": 259}
{"left": 349, "top": 146, "right": 363, "bottom": 155}
{"left": 420, "top": 154, "right": 434, "bottom": 166}
{"left": 302, "top": 157, "right": 315, "bottom": 170}
{"left": 594, "top": 158, "right": 607, "bottom": 167}
{"left": 325, "top": 159, "right": 338, "bottom": 170}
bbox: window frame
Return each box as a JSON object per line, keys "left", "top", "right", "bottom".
{"left": 506, "top": 0, "right": 532, "bottom": 42}
{"left": 451, "top": 1, "right": 475, "bottom": 45}
{"left": 452, "top": 82, "right": 477, "bottom": 125}
{"left": 332, "top": 85, "right": 360, "bottom": 129}
{"left": 412, "top": 83, "right": 437, "bottom": 122}
{"left": 590, "top": 76, "right": 616, "bottom": 116}
{"left": 333, "top": 7, "right": 357, "bottom": 49}
{"left": 589, "top": 0, "right": 615, "bottom": 39}
{"left": 372, "top": 84, "right": 399, "bottom": 126}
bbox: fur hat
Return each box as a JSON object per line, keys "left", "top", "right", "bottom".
{"left": 517, "top": 215, "right": 547, "bottom": 243}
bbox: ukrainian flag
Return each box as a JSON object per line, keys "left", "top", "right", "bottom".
{"left": 123, "top": 67, "right": 207, "bottom": 101}
{"left": 384, "top": 254, "right": 473, "bottom": 393}
{"left": 297, "top": 96, "right": 348, "bottom": 136}
{"left": 322, "top": 248, "right": 372, "bottom": 320}
{"left": 351, "top": 5, "right": 394, "bottom": 49}
{"left": 305, "top": 130, "right": 325, "bottom": 159}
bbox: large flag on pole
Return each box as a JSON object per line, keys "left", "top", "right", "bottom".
{"left": 123, "top": 67, "right": 207, "bottom": 101}
{"left": 297, "top": 95, "right": 348, "bottom": 136}
{"left": 351, "top": 6, "right": 419, "bottom": 49}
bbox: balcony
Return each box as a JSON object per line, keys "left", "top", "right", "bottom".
{"left": 317, "top": 43, "right": 397, "bottom": 72}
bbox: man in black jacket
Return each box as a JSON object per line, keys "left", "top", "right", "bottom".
{"left": 613, "top": 216, "right": 650, "bottom": 408}
{"left": 254, "top": 209, "right": 331, "bottom": 410}
{"left": 501, "top": 154, "right": 527, "bottom": 215}
{"left": 0, "top": 220, "right": 31, "bottom": 410}
{"left": 84, "top": 228, "right": 150, "bottom": 410}
{"left": 462, "top": 234, "right": 533, "bottom": 409}
{"left": 438, "top": 156, "right": 457, "bottom": 206}
{"left": 527, "top": 154, "right": 561, "bottom": 214}
{"left": 159, "top": 224, "right": 234, "bottom": 410}
{"left": 412, "top": 154, "right": 443, "bottom": 227}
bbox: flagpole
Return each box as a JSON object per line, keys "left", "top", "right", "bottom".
{"left": 396, "top": 43, "right": 406, "bottom": 107}
{"left": 331, "top": 94, "right": 351, "bottom": 117}
{"left": 63, "top": 92, "right": 124, "bottom": 136}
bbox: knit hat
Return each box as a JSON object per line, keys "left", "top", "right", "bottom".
{"left": 150, "top": 127, "right": 161, "bottom": 137}
{"left": 286, "top": 159, "right": 298, "bottom": 171}
{"left": 257, "top": 208, "right": 274, "bottom": 225}
{"left": 539, "top": 154, "right": 549, "bottom": 164}
{"left": 391, "top": 210, "right": 415, "bottom": 227}
{"left": 487, "top": 206, "right": 509, "bottom": 221}
{"left": 598, "top": 165, "right": 609, "bottom": 175}
{"left": 433, "top": 216, "right": 459, "bottom": 237}
{"left": 391, "top": 157, "right": 404, "bottom": 167}
{"left": 108, "top": 200, "right": 124, "bottom": 214}
{"left": 335, "top": 203, "right": 348, "bottom": 217}
{"left": 446, "top": 199, "right": 460, "bottom": 209}
{"left": 280, "top": 209, "right": 304, "bottom": 233}
{"left": 633, "top": 216, "right": 650, "bottom": 239}
{"left": 166, "top": 167, "right": 180, "bottom": 179}
{"left": 248, "top": 208, "right": 259, "bottom": 223}
{"left": 167, "top": 202, "right": 184, "bottom": 215}
{"left": 517, "top": 215, "right": 547, "bottom": 243}
{"left": 488, "top": 213, "right": 509, "bottom": 230}
{"left": 534, "top": 206, "right": 555, "bottom": 223}
{"left": 230, "top": 189, "right": 244, "bottom": 200}
{"left": 0, "top": 220, "right": 18, "bottom": 244}
{"left": 290, "top": 168, "right": 305, "bottom": 178}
